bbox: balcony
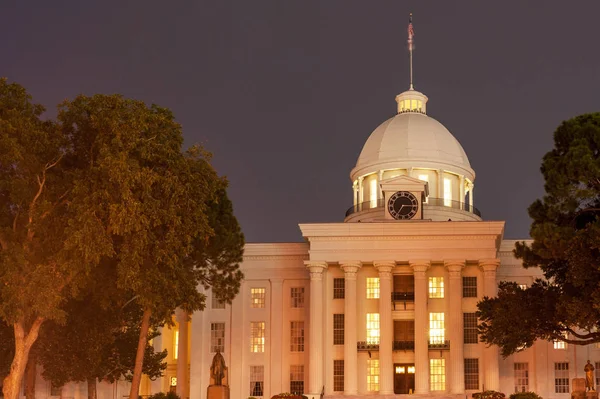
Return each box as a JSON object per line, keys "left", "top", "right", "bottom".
{"left": 344, "top": 197, "right": 481, "bottom": 219}
{"left": 393, "top": 341, "right": 415, "bottom": 351}
{"left": 428, "top": 340, "right": 450, "bottom": 350}
{"left": 357, "top": 341, "right": 380, "bottom": 351}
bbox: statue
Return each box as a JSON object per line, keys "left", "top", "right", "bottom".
{"left": 585, "top": 360, "right": 595, "bottom": 392}
{"left": 210, "top": 350, "right": 227, "bottom": 386}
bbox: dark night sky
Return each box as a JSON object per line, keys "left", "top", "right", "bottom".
{"left": 2, "top": 1, "right": 599, "bottom": 243}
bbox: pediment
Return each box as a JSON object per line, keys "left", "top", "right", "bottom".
{"left": 380, "top": 175, "right": 429, "bottom": 196}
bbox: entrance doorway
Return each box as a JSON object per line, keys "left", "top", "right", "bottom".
{"left": 394, "top": 363, "right": 415, "bottom": 394}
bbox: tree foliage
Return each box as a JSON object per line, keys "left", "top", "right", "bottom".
{"left": 478, "top": 113, "right": 600, "bottom": 356}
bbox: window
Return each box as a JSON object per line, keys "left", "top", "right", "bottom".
{"left": 211, "top": 290, "right": 225, "bottom": 309}
{"left": 250, "top": 365, "right": 264, "bottom": 397}
{"left": 554, "top": 332, "right": 567, "bottom": 349}
{"left": 444, "top": 177, "right": 452, "bottom": 206}
{"left": 430, "top": 359, "right": 446, "bottom": 391}
{"left": 211, "top": 322, "right": 225, "bottom": 352}
{"left": 290, "top": 365, "right": 304, "bottom": 394}
{"left": 514, "top": 362, "right": 529, "bottom": 393}
{"left": 367, "top": 359, "right": 380, "bottom": 392}
{"left": 463, "top": 276, "right": 477, "bottom": 298}
{"left": 518, "top": 284, "right": 528, "bottom": 290}
{"left": 429, "top": 313, "right": 445, "bottom": 345}
{"left": 250, "top": 322, "right": 265, "bottom": 353}
{"left": 367, "top": 277, "right": 380, "bottom": 299}
{"left": 50, "top": 383, "right": 62, "bottom": 397}
{"left": 464, "top": 359, "right": 479, "bottom": 390}
{"left": 366, "top": 313, "right": 380, "bottom": 345}
{"left": 173, "top": 330, "right": 179, "bottom": 360}
{"left": 370, "top": 178, "right": 377, "bottom": 208}
{"left": 595, "top": 362, "right": 600, "bottom": 388}
{"left": 333, "top": 314, "right": 345, "bottom": 345}
{"left": 291, "top": 287, "right": 305, "bottom": 308}
{"left": 464, "top": 313, "right": 478, "bottom": 344}
{"left": 429, "top": 277, "right": 444, "bottom": 298}
{"left": 554, "top": 362, "right": 569, "bottom": 393}
{"left": 251, "top": 288, "right": 265, "bottom": 308}
{"left": 290, "top": 321, "right": 305, "bottom": 352}
{"left": 333, "top": 278, "right": 345, "bottom": 299}
{"left": 333, "top": 360, "right": 344, "bottom": 392}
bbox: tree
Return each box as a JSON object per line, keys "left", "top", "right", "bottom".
{"left": 478, "top": 113, "right": 600, "bottom": 357}
{"left": 0, "top": 78, "right": 98, "bottom": 399}
{"left": 56, "top": 94, "right": 244, "bottom": 399}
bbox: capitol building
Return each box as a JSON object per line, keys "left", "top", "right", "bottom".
{"left": 24, "top": 26, "right": 598, "bottom": 399}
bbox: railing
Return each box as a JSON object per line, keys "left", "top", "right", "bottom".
{"left": 393, "top": 340, "right": 415, "bottom": 351}
{"left": 428, "top": 340, "right": 450, "bottom": 350}
{"left": 357, "top": 341, "right": 380, "bottom": 351}
{"left": 345, "top": 197, "right": 481, "bottom": 218}
{"left": 391, "top": 292, "right": 415, "bottom": 302}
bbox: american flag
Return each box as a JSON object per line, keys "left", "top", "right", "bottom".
{"left": 407, "top": 14, "right": 414, "bottom": 49}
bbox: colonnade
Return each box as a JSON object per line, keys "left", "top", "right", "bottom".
{"left": 305, "top": 258, "right": 500, "bottom": 397}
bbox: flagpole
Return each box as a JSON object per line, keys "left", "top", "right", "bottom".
{"left": 408, "top": 13, "right": 414, "bottom": 90}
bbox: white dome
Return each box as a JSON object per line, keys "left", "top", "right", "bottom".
{"left": 351, "top": 112, "right": 474, "bottom": 181}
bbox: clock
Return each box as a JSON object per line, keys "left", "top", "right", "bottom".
{"left": 388, "top": 191, "right": 419, "bottom": 220}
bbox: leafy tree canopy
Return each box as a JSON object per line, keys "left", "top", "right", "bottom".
{"left": 478, "top": 113, "right": 600, "bottom": 357}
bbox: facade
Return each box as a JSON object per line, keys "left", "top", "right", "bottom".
{"left": 16, "top": 38, "right": 597, "bottom": 399}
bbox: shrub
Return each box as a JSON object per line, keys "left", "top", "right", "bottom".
{"left": 271, "top": 394, "right": 303, "bottom": 399}
{"left": 509, "top": 392, "right": 542, "bottom": 399}
{"left": 148, "top": 392, "right": 181, "bottom": 399}
{"left": 473, "top": 390, "right": 506, "bottom": 399}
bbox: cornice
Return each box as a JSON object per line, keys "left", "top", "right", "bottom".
{"left": 308, "top": 235, "right": 499, "bottom": 241}
{"left": 244, "top": 255, "right": 309, "bottom": 261}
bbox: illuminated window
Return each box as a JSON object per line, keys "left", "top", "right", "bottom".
{"left": 290, "top": 321, "right": 304, "bottom": 352}
{"left": 367, "top": 359, "right": 380, "bottom": 392}
{"left": 514, "top": 362, "right": 529, "bottom": 392}
{"left": 370, "top": 178, "right": 377, "bottom": 208}
{"left": 290, "top": 365, "right": 304, "bottom": 394}
{"left": 173, "top": 330, "right": 179, "bottom": 360}
{"left": 366, "top": 278, "right": 380, "bottom": 299}
{"left": 250, "top": 322, "right": 265, "bottom": 352}
{"left": 211, "top": 322, "right": 225, "bottom": 352}
{"left": 291, "top": 287, "right": 305, "bottom": 308}
{"left": 463, "top": 276, "right": 477, "bottom": 297}
{"left": 554, "top": 362, "right": 569, "bottom": 393}
{"left": 444, "top": 177, "right": 452, "bottom": 206}
{"left": 366, "top": 313, "right": 380, "bottom": 345}
{"left": 212, "top": 290, "right": 225, "bottom": 309}
{"left": 333, "top": 278, "right": 345, "bottom": 299}
{"left": 428, "top": 277, "right": 444, "bottom": 298}
{"left": 553, "top": 332, "right": 567, "bottom": 349}
{"left": 464, "top": 313, "right": 478, "bottom": 344}
{"left": 251, "top": 288, "right": 265, "bottom": 308}
{"left": 430, "top": 359, "right": 446, "bottom": 391}
{"left": 464, "top": 359, "right": 479, "bottom": 390}
{"left": 333, "top": 360, "right": 344, "bottom": 392}
{"left": 333, "top": 314, "right": 344, "bottom": 345}
{"left": 250, "top": 365, "right": 264, "bottom": 397}
{"left": 418, "top": 174, "right": 429, "bottom": 203}
{"left": 429, "top": 313, "right": 445, "bottom": 345}
{"left": 518, "top": 284, "right": 528, "bottom": 290}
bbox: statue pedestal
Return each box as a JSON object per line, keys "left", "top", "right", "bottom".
{"left": 207, "top": 385, "right": 229, "bottom": 399}
{"left": 586, "top": 391, "right": 598, "bottom": 399}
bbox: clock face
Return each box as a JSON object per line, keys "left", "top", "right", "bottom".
{"left": 388, "top": 191, "right": 419, "bottom": 220}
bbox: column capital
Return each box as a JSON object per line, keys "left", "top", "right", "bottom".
{"left": 409, "top": 260, "right": 430, "bottom": 274}
{"left": 270, "top": 277, "right": 284, "bottom": 284}
{"left": 444, "top": 259, "right": 465, "bottom": 277}
{"left": 479, "top": 258, "right": 501, "bottom": 273}
{"left": 374, "top": 261, "right": 394, "bottom": 279}
{"left": 341, "top": 261, "right": 361, "bottom": 280}
{"left": 305, "top": 261, "right": 327, "bottom": 280}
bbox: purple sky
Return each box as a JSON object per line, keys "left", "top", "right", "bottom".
{"left": 2, "top": 1, "right": 599, "bottom": 242}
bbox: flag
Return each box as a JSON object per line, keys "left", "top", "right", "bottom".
{"left": 407, "top": 13, "right": 414, "bottom": 50}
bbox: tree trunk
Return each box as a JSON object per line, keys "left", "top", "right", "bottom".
{"left": 87, "top": 378, "right": 97, "bottom": 399}
{"left": 2, "top": 319, "right": 44, "bottom": 399}
{"left": 25, "top": 353, "right": 36, "bottom": 399}
{"left": 129, "top": 308, "right": 152, "bottom": 399}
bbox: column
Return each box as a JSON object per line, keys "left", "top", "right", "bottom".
{"left": 358, "top": 177, "right": 364, "bottom": 204}
{"left": 353, "top": 181, "right": 358, "bottom": 206}
{"left": 437, "top": 169, "right": 443, "bottom": 199}
{"left": 176, "top": 309, "right": 189, "bottom": 399}
{"left": 410, "top": 260, "right": 431, "bottom": 394}
{"left": 270, "top": 278, "right": 284, "bottom": 394}
{"left": 480, "top": 259, "right": 501, "bottom": 391}
{"left": 459, "top": 176, "right": 465, "bottom": 206}
{"left": 305, "top": 261, "right": 328, "bottom": 397}
{"left": 341, "top": 261, "right": 361, "bottom": 395}
{"left": 445, "top": 260, "right": 466, "bottom": 394}
{"left": 375, "top": 261, "right": 395, "bottom": 395}
{"left": 469, "top": 183, "right": 474, "bottom": 209}
{"left": 378, "top": 170, "right": 384, "bottom": 199}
